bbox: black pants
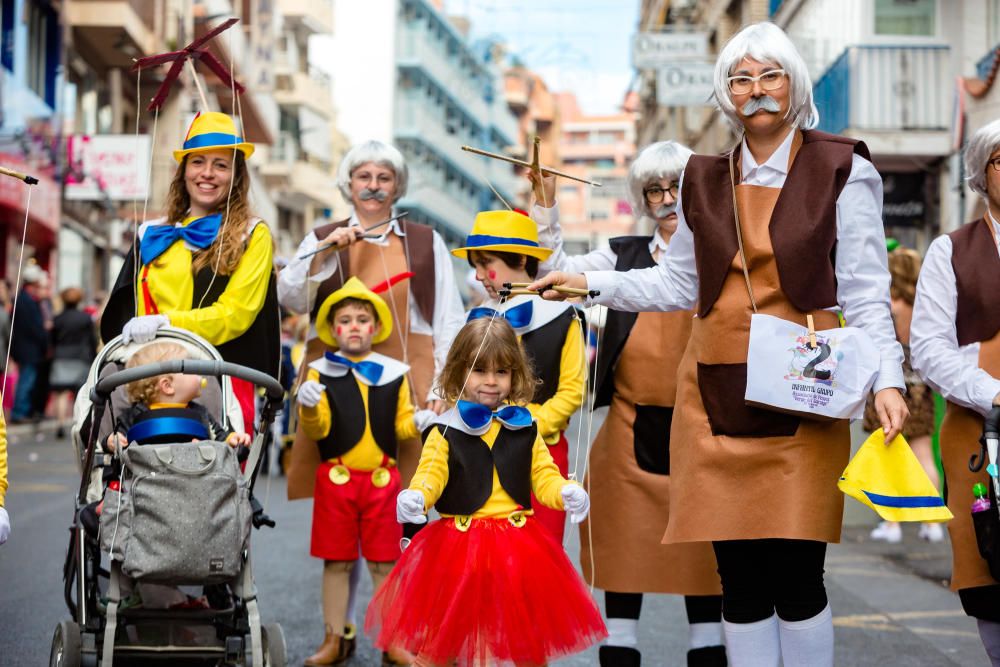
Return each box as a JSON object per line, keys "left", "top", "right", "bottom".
{"left": 606, "top": 590, "right": 723, "bottom": 624}
{"left": 959, "top": 584, "right": 1000, "bottom": 623}
{"left": 712, "top": 539, "right": 828, "bottom": 623}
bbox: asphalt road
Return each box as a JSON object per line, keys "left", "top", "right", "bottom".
{"left": 0, "top": 414, "right": 990, "bottom": 666}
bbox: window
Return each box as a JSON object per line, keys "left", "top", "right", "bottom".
{"left": 26, "top": 0, "right": 59, "bottom": 106}
{"left": 1, "top": 0, "right": 13, "bottom": 71}
{"left": 874, "top": 0, "right": 935, "bottom": 37}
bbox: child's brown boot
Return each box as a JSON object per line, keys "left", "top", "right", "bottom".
{"left": 382, "top": 644, "right": 416, "bottom": 665}
{"left": 303, "top": 625, "right": 347, "bottom": 666}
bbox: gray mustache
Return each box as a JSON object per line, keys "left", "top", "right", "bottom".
{"left": 741, "top": 96, "right": 781, "bottom": 115}
{"left": 653, "top": 203, "right": 677, "bottom": 219}
{"left": 359, "top": 188, "right": 388, "bottom": 202}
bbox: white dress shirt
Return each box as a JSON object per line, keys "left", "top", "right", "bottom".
{"left": 911, "top": 215, "right": 1000, "bottom": 415}
{"left": 585, "top": 129, "right": 905, "bottom": 393}
{"left": 277, "top": 210, "right": 467, "bottom": 401}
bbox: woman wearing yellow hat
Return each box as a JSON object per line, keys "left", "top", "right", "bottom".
{"left": 101, "top": 112, "right": 279, "bottom": 428}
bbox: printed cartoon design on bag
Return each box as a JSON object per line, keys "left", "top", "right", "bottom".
{"left": 784, "top": 334, "right": 843, "bottom": 410}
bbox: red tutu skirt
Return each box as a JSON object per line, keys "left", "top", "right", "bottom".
{"left": 365, "top": 516, "right": 607, "bottom": 665}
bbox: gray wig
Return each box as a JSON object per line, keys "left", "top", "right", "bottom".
{"left": 964, "top": 119, "right": 1000, "bottom": 198}
{"left": 336, "top": 140, "right": 409, "bottom": 203}
{"left": 627, "top": 141, "right": 694, "bottom": 218}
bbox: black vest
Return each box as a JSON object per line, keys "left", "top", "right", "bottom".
{"left": 314, "top": 371, "right": 404, "bottom": 461}
{"left": 593, "top": 236, "right": 656, "bottom": 408}
{"left": 434, "top": 424, "right": 536, "bottom": 515}
{"left": 521, "top": 308, "right": 580, "bottom": 404}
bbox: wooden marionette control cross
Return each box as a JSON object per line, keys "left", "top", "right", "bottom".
{"left": 501, "top": 282, "right": 600, "bottom": 299}
{"left": 462, "top": 136, "right": 603, "bottom": 187}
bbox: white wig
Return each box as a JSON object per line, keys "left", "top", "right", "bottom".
{"left": 336, "top": 140, "right": 409, "bottom": 203}
{"left": 713, "top": 22, "right": 818, "bottom": 133}
{"left": 627, "top": 141, "right": 694, "bottom": 218}
{"left": 964, "top": 119, "right": 1000, "bottom": 198}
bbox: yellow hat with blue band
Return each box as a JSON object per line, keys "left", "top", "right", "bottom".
{"left": 173, "top": 111, "right": 255, "bottom": 162}
{"left": 838, "top": 430, "right": 954, "bottom": 523}
{"left": 451, "top": 209, "right": 553, "bottom": 261}
{"left": 315, "top": 276, "right": 393, "bottom": 349}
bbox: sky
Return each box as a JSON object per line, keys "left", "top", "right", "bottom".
{"left": 441, "top": 0, "right": 640, "bottom": 116}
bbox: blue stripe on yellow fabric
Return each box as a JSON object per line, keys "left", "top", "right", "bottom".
{"left": 183, "top": 132, "right": 243, "bottom": 151}
{"left": 127, "top": 417, "right": 210, "bottom": 444}
{"left": 861, "top": 490, "right": 946, "bottom": 508}
{"left": 465, "top": 234, "right": 540, "bottom": 248}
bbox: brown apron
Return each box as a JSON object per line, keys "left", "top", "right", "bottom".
{"left": 581, "top": 309, "right": 721, "bottom": 594}
{"left": 663, "top": 145, "right": 850, "bottom": 544}
{"left": 287, "top": 233, "right": 435, "bottom": 499}
{"left": 940, "top": 333, "right": 1000, "bottom": 591}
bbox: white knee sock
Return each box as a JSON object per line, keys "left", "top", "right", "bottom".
{"left": 723, "top": 614, "right": 780, "bottom": 667}
{"left": 978, "top": 619, "right": 1000, "bottom": 666}
{"left": 343, "top": 558, "right": 363, "bottom": 627}
{"left": 778, "top": 605, "right": 834, "bottom": 667}
{"left": 689, "top": 621, "right": 724, "bottom": 649}
{"left": 605, "top": 618, "right": 639, "bottom": 648}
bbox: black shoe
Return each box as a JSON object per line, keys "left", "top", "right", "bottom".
{"left": 342, "top": 624, "right": 356, "bottom": 660}
{"left": 56, "top": 426, "right": 66, "bottom": 439}
{"left": 688, "top": 645, "right": 727, "bottom": 667}
{"left": 599, "top": 645, "right": 641, "bottom": 667}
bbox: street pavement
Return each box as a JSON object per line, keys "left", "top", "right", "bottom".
{"left": 0, "top": 415, "right": 989, "bottom": 666}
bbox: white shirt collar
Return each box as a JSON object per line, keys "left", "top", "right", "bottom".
{"left": 740, "top": 127, "right": 796, "bottom": 182}
{"left": 987, "top": 208, "right": 1000, "bottom": 251}
{"left": 648, "top": 230, "right": 670, "bottom": 255}
{"left": 348, "top": 208, "right": 405, "bottom": 243}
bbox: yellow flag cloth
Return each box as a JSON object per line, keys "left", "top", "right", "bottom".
{"left": 838, "top": 430, "right": 954, "bottom": 523}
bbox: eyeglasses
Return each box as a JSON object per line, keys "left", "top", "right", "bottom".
{"left": 988, "top": 157, "right": 1000, "bottom": 172}
{"left": 644, "top": 183, "right": 679, "bottom": 203}
{"left": 727, "top": 69, "right": 787, "bottom": 95}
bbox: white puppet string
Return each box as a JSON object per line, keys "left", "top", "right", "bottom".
{"left": 1, "top": 186, "right": 34, "bottom": 404}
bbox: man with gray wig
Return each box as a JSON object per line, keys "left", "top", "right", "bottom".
{"left": 277, "top": 139, "right": 465, "bottom": 665}
{"left": 911, "top": 118, "right": 1000, "bottom": 666}
{"left": 527, "top": 141, "right": 726, "bottom": 667}
{"left": 531, "top": 21, "right": 908, "bottom": 667}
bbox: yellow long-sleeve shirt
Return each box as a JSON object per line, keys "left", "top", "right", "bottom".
{"left": 526, "top": 316, "right": 586, "bottom": 444}
{"left": 0, "top": 413, "right": 7, "bottom": 507}
{"left": 137, "top": 217, "right": 274, "bottom": 347}
{"left": 298, "top": 366, "right": 418, "bottom": 470}
{"left": 410, "top": 421, "right": 575, "bottom": 519}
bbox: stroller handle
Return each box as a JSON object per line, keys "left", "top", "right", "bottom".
{"left": 92, "top": 359, "right": 284, "bottom": 404}
{"left": 971, "top": 405, "right": 1000, "bottom": 472}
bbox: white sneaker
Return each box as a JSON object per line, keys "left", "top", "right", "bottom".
{"left": 870, "top": 521, "right": 902, "bottom": 543}
{"left": 919, "top": 522, "right": 945, "bottom": 543}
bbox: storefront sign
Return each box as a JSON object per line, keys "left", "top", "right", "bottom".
{"left": 0, "top": 152, "right": 59, "bottom": 231}
{"left": 632, "top": 32, "right": 709, "bottom": 69}
{"left": 65, "top": 134, "right": 152, "bottom": 201}
{"left": 656, "top": 61, "right": 716, "bottom": 107}
{"left": 882, "top": 172, "right": 925, "bottom": 227}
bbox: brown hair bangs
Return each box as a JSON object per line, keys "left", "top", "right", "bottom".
{"left": 435, "top": 317, "right": 537, "bottom": 405}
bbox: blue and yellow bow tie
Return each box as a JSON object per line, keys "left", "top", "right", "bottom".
{"left": 325, "top": 352, "right": 384, "bottom": 385}
{"left": 457, "top": 400, "right": 533, "bottom": 431}
{"left": 140, "top": 213, "right": 223, "bottom": 265}
{"left": 467, "top": 300, "right": 533, "bottom": 329}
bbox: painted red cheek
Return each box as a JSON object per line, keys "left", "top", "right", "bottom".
{"left": 367, "top": 325, "right": 373, "bottom": 334}
{"left": 336, "top": 326, "right": 343, "bottom": 336}
{"left": 488, "top": 270, "right": 497, "bottom": 280}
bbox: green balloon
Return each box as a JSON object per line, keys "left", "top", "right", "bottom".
{"left": 974, "top": 482, "right": 988, "bottom": 497}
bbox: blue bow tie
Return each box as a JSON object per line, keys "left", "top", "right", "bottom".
{"left": 457, "top": 400, "right": 533, "bottom": 431}
{"left": 467, "top": 300, "right": 533, "bottom": 329}
{"left": 140, "top": 213, "right": 223, "bottom": 265}
{"left": 325, "top": 352, "right": 384, "bottom": 385}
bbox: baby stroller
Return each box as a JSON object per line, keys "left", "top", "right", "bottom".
{"left": 51, "top": 327, "right": 286, "bottom": 666}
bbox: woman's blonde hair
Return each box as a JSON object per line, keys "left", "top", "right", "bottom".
{"left": 164, "top": 151, "right": 256, "bottom": 275}
{"left": 888, "top": 247, "right": 922, "bottom": 305}
{"left": 125, "top": 341, "right": 190, "bottom": 404}
{"left": 435, "top": 318, "right": 537, "bottom": 405}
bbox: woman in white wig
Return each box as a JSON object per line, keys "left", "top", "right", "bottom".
{"left": 528, "top": 141, "right": 726, "bottom": 667}
{"left": 531, "top": 21, "right": 907, "bottom": 667}
{"left": 911, "top": 118, "right": 1000, "bottom": 666}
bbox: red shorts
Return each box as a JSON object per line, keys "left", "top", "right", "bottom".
{"left": 310, "top": 461, "right": 402, "bottom": 562}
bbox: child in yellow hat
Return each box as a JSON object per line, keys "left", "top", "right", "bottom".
{"left": 452, "top": 209, "right": 586, "bottom": 543}
{"left": 297, "top": 276, "right": 432, "bottom": 666}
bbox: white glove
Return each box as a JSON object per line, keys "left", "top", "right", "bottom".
{"left": 397, "top": 489, "right": 427, "bottom": 524}
{"left": 297, "top": 380, "right": 326, "bottom": 408}
{"left": 413, "top": 409, "right": 438, "bottom": 433}
{"left": 561, "top": 484, "right": 590, "bottom": 524}
{"left": 121, "top": 314, "right": 169, "bottom": 344}
{"left": 0, "top": 507, "right": 10, "bottom": 545}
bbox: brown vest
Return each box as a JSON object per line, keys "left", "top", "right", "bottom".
{"left": 950, "top": 217, "right": 1000, "bottom": 346}
{"left": 311, "top": 218, "right": 436, "bottom": 324}
{"left": 681, "top": 129, "right": 869, "bottom": 318}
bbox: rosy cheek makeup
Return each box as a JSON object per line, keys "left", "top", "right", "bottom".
{"left": 336, "top": 326, "right": 343, "bottom": 336}
{"left": 487, "top": 270, "right": 497, "bottom": 280}
{"left": 367, "top": 325, "right": 374, "bottom": 334}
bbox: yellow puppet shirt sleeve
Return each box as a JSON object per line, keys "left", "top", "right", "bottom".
{"left": 529, "top": 429, "right": 570, "bottom": 510}
{"left": 528, "top": 317, "right": 586, "bottom": 444}
{"left": 298, "top": 368, "right": 331, "bottom": 441}
{"left": 165, "top": 223, "right": 274, "bottom": 346}
{"left": 409, "top": 426, "right": 449, "bottom": 508}
{"left": 395, "top": 377, "right": 419, "bottom": 442}
{"left": 0, "top": 413, "right": 7, "bottom": 506}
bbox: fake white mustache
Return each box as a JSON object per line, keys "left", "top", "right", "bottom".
{"left": 741, "top": 96, "right": 781, "bottom": 115}
{"left": 654, "top": 203, "right": 676, "bottom": 219}
{"left": 359, "top": 188, "right": 388, "bottom": 202}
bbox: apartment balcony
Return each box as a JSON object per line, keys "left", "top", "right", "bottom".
{"left": 813, "top": 45, "right": 951, "bottom": 156}
{"left": 396, "top": 26, "right": 490, "bottom": 121}
{"left": 279, "top": 0, "right": 333, "bottom": 35}
{"left": 260, "top": 132, "right": 339, "bottom": 210}
{"left": 66, "top": 0, "right": 158, "bottom": 68}
{"left": 395, "top": 94, "right": 487, "bottom": 183}
{"left": 274, "top": 66, "right": 333, "bottom": 117}
{"left": 400, "top": 182, "right": 479, "bottom": 240}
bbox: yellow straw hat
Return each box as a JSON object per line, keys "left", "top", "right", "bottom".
{"left": 451, "top": 209, "right": 553, "bottom": 261}
{"left": 173, "top": 111, "right": 255, "bottom": 162}
{"left": 315, "top": 276, "right": 393, "bottom": 348}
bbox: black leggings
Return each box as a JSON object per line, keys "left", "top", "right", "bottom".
{"left": 712, "top": 539, "right": 828, "bottom": 624}
{"left": 605, "top": 591, "right": 723, "bottom": 624}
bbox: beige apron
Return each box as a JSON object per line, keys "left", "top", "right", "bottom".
{"left": 663, "top": 144, "right": 850, "bottom": 544}
{"left": 581, "top": 309, "right": 721, "bottom": 594}
{"left": 940, "top": 332, "right": 1000, "bottom": 591}
{"left": 287, "top": 234, "right": 435, "bottom": 499}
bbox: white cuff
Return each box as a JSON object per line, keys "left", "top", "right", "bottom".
{"left": 584, "top": 270, "right": 620, "bottom": 305}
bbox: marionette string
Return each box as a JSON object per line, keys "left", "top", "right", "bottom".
{"left": 2, "top": 186, "right": 33, "bottom": 405}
